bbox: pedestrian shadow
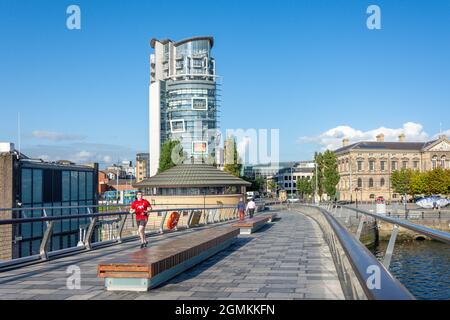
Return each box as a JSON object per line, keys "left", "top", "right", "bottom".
{"left": 157, "top": 237, "right": 254, "bottom": 287}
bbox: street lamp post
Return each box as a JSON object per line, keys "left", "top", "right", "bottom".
{"left": 314, "top": 161, "right": 319, "bottom": 205}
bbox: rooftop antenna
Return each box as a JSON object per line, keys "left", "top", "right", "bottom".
{"left": 17, "top": 112, "right": 21, "bottom": 159}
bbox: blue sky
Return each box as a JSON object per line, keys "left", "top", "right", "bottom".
{"left": 1, "top": 0, "right": 449, "bottom": 166}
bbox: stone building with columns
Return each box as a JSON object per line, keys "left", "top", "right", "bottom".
{"left": 334, "top": 133, "right": 450, "bottom": 202}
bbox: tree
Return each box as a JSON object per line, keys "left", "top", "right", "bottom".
{"left": 158, "top": 140, "right": 184, "bottom": 173}
{"left": 267, "top": 180, "right": 278, "bottom": 194}
{"left": 424, "top": 168, "right": 449, "bottom": 195}
{"left": 410, "top": 170, "right": 427, "bottom": 196}
{"left": 391, "top": 168, "right": 412, "bottom": 196}
{"left": 322, "top": 150, "right": 340, "bottom": 199}
{"left": 223, "top": 137, "right": 242, "bottom": 177}
{"left": 297, "top": 178, "right": 313, "bottom": 199}
{"left": 312, "top": 150, "right": 340, "bottom": 200}
{"left": 243, "top": 176, "right": 266, "bottom": 192}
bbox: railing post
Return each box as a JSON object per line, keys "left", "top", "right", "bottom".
{"left": 345, "top": 209, "right": 351, "bottom": 224}
{"left": 383, "top": 224, "right": 399, "bottom": 269}
{"left": 84, "top": 217, "right": 98, "bottom": 250}
{"left": 117, "top": 213, "right": 128, "bottom": 243}
{"left": 186, "top": 210, "right": 194, "bottom": 228}
{"left": 355, "top": 215, "right": 365, "bottom": 240}
{"left": 159, "top": 211, "right": 168, "bottom": 233}
{"left": 39, "top": 221, "right": 54, "bottom": 260}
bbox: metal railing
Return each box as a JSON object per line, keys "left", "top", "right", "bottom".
{"left": 0, "top": 204, "right": 240, "bottom": 271}
{"left": 293, "top": 204, "right": 415, "bottom": 300}
{"left": 323, "top": 203, "right": 450, "bottom": 267}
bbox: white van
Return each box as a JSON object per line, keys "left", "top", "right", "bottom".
{"left": 246, "top": 191, "right": 260, "bottom": 200}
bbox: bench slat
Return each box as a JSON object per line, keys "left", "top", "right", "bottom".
{"left": 98, "top": 226, "right": 239, "bottom": 280}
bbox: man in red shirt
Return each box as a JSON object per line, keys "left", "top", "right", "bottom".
{"left": 130, "top": 191, "right": 152, "bottom": 248}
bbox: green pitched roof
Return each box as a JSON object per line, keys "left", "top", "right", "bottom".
{"left": 134, "top": 164, "right": 251, "bottom": 188}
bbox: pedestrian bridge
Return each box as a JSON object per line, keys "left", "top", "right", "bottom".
{"left": 0, "top": 203, "right": 448, "bottom": 300}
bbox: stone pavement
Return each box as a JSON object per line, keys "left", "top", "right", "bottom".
{"left": 0, "top": 210, "right": 344, "bottom": 300}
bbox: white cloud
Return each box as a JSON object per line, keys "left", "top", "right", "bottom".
{"left": 299, "top": 122, "right": 432, "bottom": 151}
{"left": 21, "top": 143, "right": 137, "bottom": 168}
{"left": 30, "top": 130, "right": 86, "bottom": 141}
{"left": 432, "top": 129, "right": 450, "bottom": 139}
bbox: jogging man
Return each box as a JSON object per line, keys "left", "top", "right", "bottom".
{"left": 130, "top": 191, "right": 152, "bottom": 248}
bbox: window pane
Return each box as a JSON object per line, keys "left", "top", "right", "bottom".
{"left": 31, "top": 240, "right": 40, "bottom": 255}
{"left": 21, "top": 169, "right": 32, "bottom": 204}
{"left": 51, "top": 235, "right": 61, "bottom": 251}
{"left": 79, "top": 172, "right": 86, "bottom": 201}
{"left": 62, "top": 171, "right": 70, "bottom": 201}
{"left": 20, "top": 241, "right": 30, "bottom": 258}
{"left": 32, "top": 169, "right": 42, "bottom": 204}
{"left": 71, "top": 171, "right": 78, "bottom": 200}
{"left": 86, "top": 172, "right": 93, "bottom": 200}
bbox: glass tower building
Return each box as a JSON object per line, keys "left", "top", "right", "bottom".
{"left": 149, "top": 36, "right": 219, "bottom": 176}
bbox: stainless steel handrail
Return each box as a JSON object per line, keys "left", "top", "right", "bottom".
{"left": 0, "top": 203, "right": 227, "bottom": 212}
{"left": 0, "top": 206, "right": 236, "bottom": 225}
{"left": 294, "top": 204, "right": 415, "bottom": 300}
{"left": 0, "top": 204, "right": 129, "bottom": 212}
{"left": 341, "top": 205, "right": 450, "bottom": 244}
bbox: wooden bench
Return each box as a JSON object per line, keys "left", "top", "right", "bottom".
{"left": 260, "top": 212, "right": 278, "bottom": 222}
{"left": 232, "top": 215, "right": 271, "bottom": 235}
{"left": 97, "top": 226, "right": 239, "bottom": 291}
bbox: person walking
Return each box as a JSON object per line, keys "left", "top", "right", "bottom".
{"left": 237, "top": 197, "right": 246, "bottom": 221}
{"left": 246, "top": 198, "right": 256, "bottom": 218}
{"left": 129, "top": 191, "right": 152, "bottom": 249}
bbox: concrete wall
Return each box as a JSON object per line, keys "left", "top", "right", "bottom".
{"left": 0, "top": 153, "right": 14, "bottom": 261}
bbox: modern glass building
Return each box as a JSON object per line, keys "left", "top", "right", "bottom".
{"left": 0, "top": 147, "right": 98, "bottom": 260}
{"left": 17, "top": 160, "right": 98, "bottom": 257}
{"left": 149, "top": 36, "right": 220, "bottom": 176}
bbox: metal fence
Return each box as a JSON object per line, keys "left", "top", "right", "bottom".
{"left": 0, "top": 204, "right": 240, "bottom": 271}
{"left": 292, "top": 204, "right": 415, "bottom": 300}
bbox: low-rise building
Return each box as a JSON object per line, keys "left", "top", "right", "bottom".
{"left": 334, "top": 134, "right": 450, "bottom": 202}
{"left": 134, "top": 163, "right": 251, "bottom": 206}
{"left": 273, "top": 161, "right": 315, "bottom": 196}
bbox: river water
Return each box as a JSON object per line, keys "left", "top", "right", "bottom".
{"left": 372, "top": 240, "right": 450, "bottom": 300}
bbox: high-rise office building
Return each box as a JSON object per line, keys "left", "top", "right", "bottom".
{"left": 149, "top": 36, "right": 219, "bottom": 177}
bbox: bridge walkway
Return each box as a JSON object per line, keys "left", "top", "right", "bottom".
{"left": 0, "top": 210, "right": 344, "bottom": 300}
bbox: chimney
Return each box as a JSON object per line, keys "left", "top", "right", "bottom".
{"left": 376, "top": 133, "right": 385, "bottom": 142}
{"left": 398, "top": 133, "right": 406, "bottom": 142}
{"left": 342, "top": 138, "right": 349, "bottom": 147}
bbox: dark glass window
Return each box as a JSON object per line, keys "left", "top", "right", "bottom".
{"left": 71, "top": 171, "right": 78, "bottom": 200}
{"left": 79, "top": 171, "right": 86, "bottom": 200}
{"left": 32, "top": 169, "right": 42, "bottom": 203}
{"left": 86, "top": 172, "right": 93, "bottom": 199}
{"left": 21, "top": 169, "right": 32, "bottom": 204}
{"left": 62, "top": 171, "right": 70, "bottom": 201}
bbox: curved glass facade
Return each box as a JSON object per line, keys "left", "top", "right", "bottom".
{"left": 150, "top": 37, "right": 219, "bottom": 175}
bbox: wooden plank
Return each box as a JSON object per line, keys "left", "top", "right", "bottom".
{"left": 97, "top": 226, "right": 239, "bottom": 279}
{"left": 98, "top": 272, "right": 150, "bottom": 278}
